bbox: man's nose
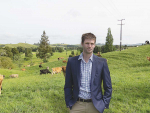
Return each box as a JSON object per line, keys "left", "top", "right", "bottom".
{"left": 88, "top": 44, "right": 92, "bottom": 47}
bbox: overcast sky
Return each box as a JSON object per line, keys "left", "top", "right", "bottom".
{"left": 0, "top": 0, "right": 150, "bottom": 45}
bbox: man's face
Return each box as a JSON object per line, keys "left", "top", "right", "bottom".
{"left": 81, "top": 39, "right": 95, "bottom": 54}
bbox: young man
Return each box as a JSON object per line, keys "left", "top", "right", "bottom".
{"left": 64, "top": 33, "right": 112, "bottom": 113}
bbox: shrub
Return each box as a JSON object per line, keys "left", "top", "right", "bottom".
{"left": 71, "top": 51, "right": 74, "bottom": 55}
{"left": 50, "top": 52, "right": 53, "bottom": 56}
{"left": 43, "top": 58, "right": 49, "bottom": 63}
{"left": 29, "top": 61, "right": 35, "bottom": 66}
{"left": 24, "top": 57, "right": 30, "bottom": 61}
{"left": 69, "top": 55, "right": 73, "bottom": 57}
{"left": 0, "top": 57, "right": 14, "bottom": 69}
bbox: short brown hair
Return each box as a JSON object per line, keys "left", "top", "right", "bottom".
{"left": 81, "top": 33, "right": 96, "bottom": 44}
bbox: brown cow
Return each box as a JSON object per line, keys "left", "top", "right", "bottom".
{"left": 147, "top": 57, "right": 150, "bottom": 61}
{"left": 0, "top": 75, "right": 4, "bottom": 96}
{"left": 21, "top": 68, "right": 26, "bottom": 71}
{"left": 63, "top": 60, "right": 67, "bottom": 63}
{"left": 97, "top": 52, "right": 102, "bottom": 57}
{"left": 62, "top": 66, "right": 66, "bottom": 77}
{"left": 97, "top": 54, "right": 102, "bottom": 57}
{"left": 51, "top": 67, "right": 62, "bottom": 75}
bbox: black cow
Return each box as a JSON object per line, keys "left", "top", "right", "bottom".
{"left": 145, "top": 40, "right": 149, "bottom": 44}
{"left": 39, "top": 64, "right": 43, "bottom": 68}
{"left": 40, "top": 69, "right": 51, "bottom": 75}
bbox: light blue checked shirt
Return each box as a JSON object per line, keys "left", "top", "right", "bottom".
{"left": 78, "top": 53, "right": 93, "bottom": 99}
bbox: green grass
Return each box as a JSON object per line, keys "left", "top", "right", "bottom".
{"left": 0, "top": 45, "right": 150, "bottom": 113}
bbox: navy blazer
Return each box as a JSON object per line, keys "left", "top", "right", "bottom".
{"left": 64, "top": 54, "right": 112, "bottom": 113}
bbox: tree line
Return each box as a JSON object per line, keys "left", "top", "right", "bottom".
{"left": 0, "top": 28, "right": 129, "bottom": 68}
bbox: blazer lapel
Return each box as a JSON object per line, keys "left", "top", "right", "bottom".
{"left": 91, "top": 55, "right": 97, "bottom": 85}
{"left": 76, "top": 57, "right": 81, "bottom": 88}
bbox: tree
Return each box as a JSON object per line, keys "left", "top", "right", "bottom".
{"left": 71, "top": 50, "right": 74, "bottom": 55}
{"left": 0, "top": 48, "right": 6, "bottom": 56}
{"left": 14, "top": 54, "right": 23, "bottom": 68}
{"left": 17, "top": 46, "right": 25, "bottom": 53}
{"left": 11, "top": 48, "right": 19, "bottom": 56}
{"left": 11, "top": 48, "right": 19, "bottom": 61}
{"left": 0, "top": 56, "right": 14, "bottom": 69}
{"left": 24, "top": 48, "right": 33, "bottom": 61}
{"left": 105, "top": 28, "right": 114, "bottom": 52}
{"left": 101, "top": 45, "right": 105, "bottom": 53}
{"left": 4, "top": 46, "right": 13, "bottom": 59}
{"left": 93, "top": 46, "right": 101, "bottom": 53}
{"left": 52, "top": 47, "right": 55, "bottom": 52}
{"left": 36, "top": 31, "right": 52, "bottom": 62}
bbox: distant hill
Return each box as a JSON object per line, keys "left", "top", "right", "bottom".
{"left": 0, "top": 42, "right": 146, "bottom": 48}
{"left": 122, "top": 43, "right": 145, "bottom": 46}
{"left": 0, "top": 43, "right": 38, "bottom": 48}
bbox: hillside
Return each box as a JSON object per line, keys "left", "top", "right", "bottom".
{"left": 0, "top": 43, "right": 38, "bottom": 48}
{"left": 0, "top": 45, "right": 150, "bottom": 113}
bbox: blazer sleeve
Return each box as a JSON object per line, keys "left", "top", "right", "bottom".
{"left": 102, "top": 60, "right": 112, "bottom": 108}
{"left": 64, "top": 58, "right": 73, "bottom": 107}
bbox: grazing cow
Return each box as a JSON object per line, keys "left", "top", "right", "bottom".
{"left": 40, "top": 69, "right": 51, "bottom": 75}
{"left": 39, "top": 64, "right": 43, "bottom": 68}
{"left": 47, "top": 67, "right": 49, "bottom": 69}
{"left": 97, "top": 54, "right": 102, "bottom": 57}
{"left": 0, "top": 75, "right": 4, "bottom": 96}
{"left": 60, "top": 57, "right": 64, "bottom": 59}
{"left": 51, "top": 67, "right": 62, "bottom": 75}
{"left": 27, "top": 65, "right": 30, "bottom": 67}
{"left": 62, "top": 66, "right": 66, "bottom": 77}
{"left": 145, "top": 40, "right": 149, "bottom": 44}
{"left": 63, "top": 60, "right": 67, "bottom": 63}
{"left": 58, "top": 57, "right": 64, "bottom": 60}
{"left": 97, "top": 52, "right": 102, "bottom": 57}
{"left": 21, "top": 68, "right": 26, "bottom": 71}
{"left": 147, "top": 57, "right": 150, "bottom": 61}
{"left": 10, "top": 74, "right": 18, "bottom": 78}
{"left": 40, "top": 62, "right": 43, "bottom": 64}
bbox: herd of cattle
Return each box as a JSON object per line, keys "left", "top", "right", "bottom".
{"left": 0, "top": 55, "right": 149, "bottom": 96}
{"left": 0, "top": 58, "right": 67, "bottom": 96}
{"left": 39, "top": 58, "right": 67, "bottom": 76}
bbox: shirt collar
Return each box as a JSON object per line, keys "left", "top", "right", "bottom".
{"left": 78, "top": 52, "right": 93, "bottom": 62}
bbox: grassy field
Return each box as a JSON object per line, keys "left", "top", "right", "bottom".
{"left": 0, "top": 45, "right": 150, "bottom": 113}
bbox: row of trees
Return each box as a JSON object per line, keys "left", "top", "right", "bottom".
{"left": 36, "top": 28, "right": 116, "bottom": 61}
{"left": 0, "top": 47, "right": 33, "bottom": 68}
{"left": 0, "top": 28, "right": 119, "bottom": 68}
{"left": 0, "top": 47, "right": 33, "bottom": 61}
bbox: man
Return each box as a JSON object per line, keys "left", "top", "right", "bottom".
{"left": 64, "top": 33, "right": 112, "bottom": 113}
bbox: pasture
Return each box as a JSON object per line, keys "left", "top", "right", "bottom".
{"left": 0, "top": 45, "right": 150, "bottom": 113}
